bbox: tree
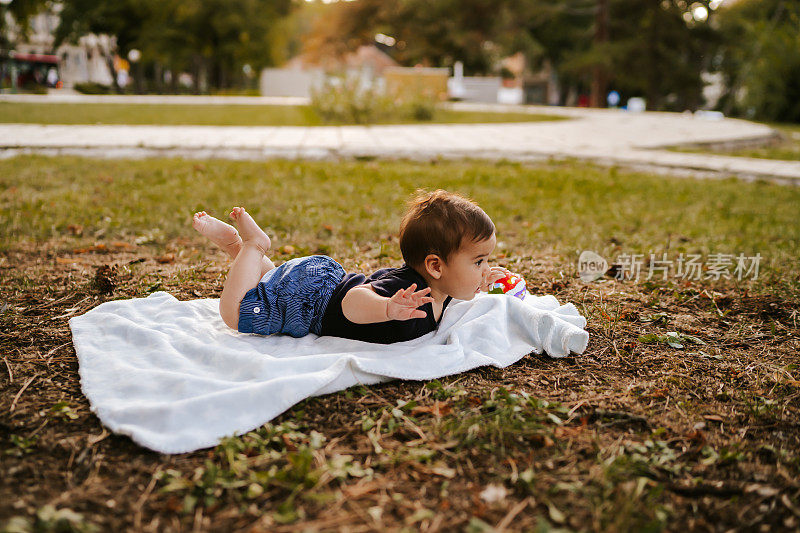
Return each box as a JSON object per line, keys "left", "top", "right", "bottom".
{"left": 716, "top": 0, "right": 800, "bottom": 122}
{"left": 54, "top": 0, "right": 294, "bottom": 92}
{"left": 300, "top": 0, "right": 719, "bottom": 110}
{"left": 0, "top": 0, "right": 49, "bottom": 49}
{"left": 301, "top": 0, "right": 503, "bottom": 74}
{"left": 553, "top": 0, "right": 719, "bottom": 111}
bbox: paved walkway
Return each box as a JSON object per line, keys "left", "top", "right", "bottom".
{"left": 1, "top": 95, "right": 798, "bottom": 184}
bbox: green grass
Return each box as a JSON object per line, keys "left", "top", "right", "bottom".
{"left": 2, "top": 155, "right": 799, "bottom": 531}
{"left": 672, "top": 122, "right": 800, "bottom": 161}
{"left": 0, "top": 102, "right": 565, "bottom": 126}
{"left": 1, "top": 155, "right": 798, "bottom": 297}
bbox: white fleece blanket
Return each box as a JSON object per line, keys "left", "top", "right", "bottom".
{"left": 69, "top": 290, "right": 589, "bottom": 454}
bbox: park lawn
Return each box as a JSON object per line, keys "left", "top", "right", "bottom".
{"left": 672, "top": 122, "right": 800, "bottom": 161}
{"left": 1, "top": 156, "right": 799, "bottom": 532}
{"left": 0, "top": 101, "right": 565, "bottom": 126}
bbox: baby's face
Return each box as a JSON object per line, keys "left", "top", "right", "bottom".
{"left": 439, "top": 233, "right": 497, "bottom": 301}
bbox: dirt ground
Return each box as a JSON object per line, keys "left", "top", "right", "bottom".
{"left": 1, "top": 237, "right": 799, "bottom": 532}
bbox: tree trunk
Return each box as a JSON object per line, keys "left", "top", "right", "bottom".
{"left": 590, "top": 0, "right": 608, "bottom": 108}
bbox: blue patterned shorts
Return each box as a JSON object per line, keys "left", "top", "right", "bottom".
{"left": 238, "top": 255, "right": 346, "bottom": 338}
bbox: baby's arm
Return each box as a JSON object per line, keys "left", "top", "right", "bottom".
{"left": 341, "top": 283, "right": 434, "bottom": 324}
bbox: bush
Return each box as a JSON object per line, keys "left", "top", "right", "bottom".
{"left": 309, "top": 73, "right": 437, "bottom": 125}
{"left": 310, "top": 74, "right": 391, "bottom": 124}
{"left": 21, "top": 82, "right": 48, "bottom": 95}
{"left": 74, "top": 82, "right": 112, "bottom": 95}
{"left": 396, "top": 92, "right": 436, "bottom": 121}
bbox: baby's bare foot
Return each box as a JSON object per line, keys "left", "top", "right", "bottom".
{"left": 229, "top": 207, "right": 271, "bottom": 253}
{"left": 192, "top": 211, "right": 243, "bottom": 257}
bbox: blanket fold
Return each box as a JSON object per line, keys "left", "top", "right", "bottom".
{"left": 69, "top": 291, "right": 589, "bottom": 454}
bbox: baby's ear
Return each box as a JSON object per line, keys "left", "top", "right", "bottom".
{"left": 423, "top": 254, "right": 443, "bottom": 279}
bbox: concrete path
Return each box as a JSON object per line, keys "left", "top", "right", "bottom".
{"left": 1, "top": 95, "right": 797, "bottom": 184}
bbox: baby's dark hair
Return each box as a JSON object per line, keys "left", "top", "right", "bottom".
{"left": 399, "top": 189, "right": 495, "bottom": 269}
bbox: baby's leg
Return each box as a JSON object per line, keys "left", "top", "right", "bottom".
{"left": 192, "top": 211, "right": 275, "bottom": 276}
{"left": 219, "top": 207, "right": 272, "bottom": 330}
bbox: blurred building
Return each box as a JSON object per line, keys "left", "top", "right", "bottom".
{"left": 448, "top": 53, "right": 559, "bottom": 105}
{"left": 1, "top": 5, "right": 114, "bottom": 90}
{"left": 261, "top": 44, "right": 398, "bottom": 98}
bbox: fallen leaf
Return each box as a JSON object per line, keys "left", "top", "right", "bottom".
{"left": 156, "top": 254, "right": 175, "bottom": 264}
{"left": 528, "top": 434, "right": 554, "bottom": 448}
{"left": 554, "top": 425, "right": 584, "bottom": 438}
{"left": 703, "top": 414, "right": 724, "bottom": 423}
{"left": 686, "top": 428, "right": 707, "bottom": 446}
{"left": 745, "top": 484, "right": 779, "bottom": 497}
{"left": 411, "top": 401, "right": 452, "bottom": 417}
{"left": 281, "top": 433, "right": 297, "bottom": 452}
{"left": 426, "top": 463, "right": 455, "bottom": 478}
{"left": 547, "top": 502, "right": 566, "bottom": 524}
{"left": 67, "top": 224, "right": 83, "bottom": 236}
{"left": 73, "top": 244, "right": 108, "bottom": 254}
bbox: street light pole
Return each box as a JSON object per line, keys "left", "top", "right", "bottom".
{"left": 128, "top": 48, "right": 142, "bottom": 94}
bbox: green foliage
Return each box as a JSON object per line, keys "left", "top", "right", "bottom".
{"left": 0, "top": 101, "right": 560, "bottom": 127}
{"left": 303, "top": 0, "right": 502, "bottom": 75}
{"left": 54, "top": 0, "right": 293, "bottom": 92}
{"left": 716, "top": 0, "right": 800, "bottom": 122}
{"left": 3, "top": 434, "right": 38, "bottom": 457}
{"left": 152, "top": 420, "right": 374, "bottom": 521}
{"left": 2, "top": 156, "right": 799, "bottom": 301}
{"left": 310, "top": 0, "right": 719, "bottom": 110}
{"left": 2, "top": 505, "right": 99, "bottom": 533}
{"left": 73, "top": 83, "right": 113, "bottom": 95}
{"left": 50, "top": 401, "right": 79, "bottom": 420}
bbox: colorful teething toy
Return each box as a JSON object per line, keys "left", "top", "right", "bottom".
{"left": 489, "top": 272, "right": 527, "bottom": 300}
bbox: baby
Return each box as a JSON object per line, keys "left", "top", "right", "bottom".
{"left": 192, "top": 189, "right": 510, "bottom": 344}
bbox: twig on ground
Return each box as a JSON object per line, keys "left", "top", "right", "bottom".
{"left": 3, "top": 356, "right": 12, "bottom": 383}
{"left": 591, "top": 409, "right": 650, "bottom": 429}
{"left": 133, "top": 472, "right": 159, "bottom": 531}
{"left": 45, "top": 342, "right": 72, "bottom": 365}
{"left": 9, "top": 373, "right": 39, "bottom": 412}
{"left": 496, "top": 498, "right": 531, "bottom": 531}
{"left": 665, "top": 481, "right": 744, "bottom": 497}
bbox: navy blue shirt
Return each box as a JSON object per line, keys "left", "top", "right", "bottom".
{"left": 319, "top": 263, "right": 453, "bottom": 344}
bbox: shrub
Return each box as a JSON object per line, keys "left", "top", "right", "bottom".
{"left": 309, "top": 72, "right": 437, "bottom": 124}
{"left": 74, "top": 82, "right": 112, "bottom": 95}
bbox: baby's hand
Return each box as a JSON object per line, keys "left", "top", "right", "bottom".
{"left": 480, "top": 266, "right": 513, "bottom": 292}
{"left": 387, "top": 283, "right": 435, "bottom": 321}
